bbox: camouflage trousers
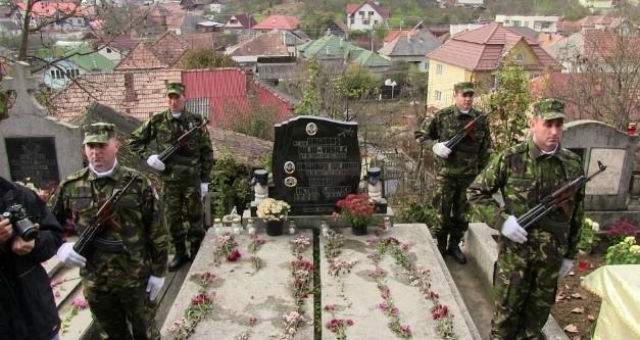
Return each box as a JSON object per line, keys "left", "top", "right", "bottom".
{"left": 491, "top": 230, "right": 564, "bottom": 340}
{"left": 162, "top": 181, "right": 204, "bottom": 249}
{"left": 84, "top": 281, "right": 159, "bottom": 340}
{"left": 433, "top": 176, "right": 474, "bottom": 243}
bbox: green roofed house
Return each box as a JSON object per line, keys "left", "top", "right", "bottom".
{"left": 41, "top": 41, "right": 117, "bottom": 90}
{"left": 298, "top": 34, "right": 390, "bottom": 75}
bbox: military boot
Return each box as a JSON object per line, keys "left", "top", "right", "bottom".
{"left": 436, "top": 234, "right": 448, "bottom": 255}
{"left": 447, "top": 239, "right": 467, "bottom": 265}
{"left": 169, "top": 242, "right": 190, "bottom": 272}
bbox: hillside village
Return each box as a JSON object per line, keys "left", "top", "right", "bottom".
{"left": 1, "top": 0, "right": 640, "bottom": 339}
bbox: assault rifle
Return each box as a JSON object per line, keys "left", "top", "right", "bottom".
{"left": 518, "top": 161, "right": 607, "bottom": 230}
{"left": 73, "top": 175, "right": 139, "bottom": 256}
{"left": 158, "top": 119, "right": 208, "bottom": 163}
{"left": 444, "top": 114, "right": 486, "bottom": 149}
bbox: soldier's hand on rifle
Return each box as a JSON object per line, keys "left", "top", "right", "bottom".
{"left": 146, "top": 275, "right": 165, "bottom": 301}
{"left": 200, "top": 183, "right": 209, "bottom": 200}
{"left": 11, "top": 236, "right": 35, "bottom": 255}
{"left": 432, "top": 142, "right": 452, "bottom": 159}
{"left": 56, "top": 242, "right": 86, "bottom": 268}
{"left": 559, "top": 259, "right": 574, "bottom": 279}
{"left": 0, "top": 218, "right": 13, "bottom": 244}
{"left": 146, "top": 154, "right": 166, "bottom": 171}
{"left": 501, "top": 216, "right": 528, "bottom": 244}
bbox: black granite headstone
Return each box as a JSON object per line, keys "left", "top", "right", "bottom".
{"left": 5, "top": 137, "right": 60, "bottom": 189}
{"left": 272, "top": 116, "right": 361, "bottom": 215}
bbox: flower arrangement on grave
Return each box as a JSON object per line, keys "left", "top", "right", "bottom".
{"left": 335, "top": 193, "right": 375, "bottom": 235}
{"left": 168, "top": 272, "right": 219, "bottom": 339}
{"left": 257, "top": 198, "right": 290, "bottom": 221}
{"left": 214, "top": 232, "right": 241, "bottom": 264}
{"left": 257, "top": 198, "right": 291, "bottom": 236}
{"left": 367, "top": 236, "right": 457, "bottom": 339}
{"left": 606, "top": 236, "right": 640, "bottom": 264}
{"left": 61, "top": 297, "right": 88, "bottom": 334}
{"left": 247, "top": 235, "right": 267, "bottom": 272}
{"left": 325, "top": 317, "right": 355, "bottom": 340}
{"left": 282, "top": 235, "right": 313, "bottom": 339}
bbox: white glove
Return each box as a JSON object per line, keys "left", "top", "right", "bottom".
{"left": 56, "top": 242, "right": 86, "bottom": 268}
{"left": 559, "top": 259, "right": 574, "bottom": 279}
{"left": 146, "top": 154, "right": 165, "bottom": 171}
{"left": 432, "top": 142, "right": 452, "bottom": 159}
{"left": 500, "top": 215, "right": 528, "bottom": 244}
{"left": 146, "top": 275, "right": 165, "bottom": 301}
{"left": 200, "top": 182, "right": 209, "bottom": 199}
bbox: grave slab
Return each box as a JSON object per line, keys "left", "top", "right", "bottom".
{"left": 160, "top": 229, "right": 315, "bottom": 339}
{"left": 320, "top": 224, "right": 480, "bottom": 339}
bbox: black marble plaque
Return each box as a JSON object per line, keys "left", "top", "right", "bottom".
{"left": 272, "top": 116, "right": 361, "bottom": 215}
{"left": 5, "top": 137, "right": 60, "bottom": 189}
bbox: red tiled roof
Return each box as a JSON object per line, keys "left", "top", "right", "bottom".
{"left": 52, "top": 69, "right": 182, "bottom": 121}
{"left": 384, "top": 30, "right": 413, "bottom": 43}
{"left": 228, "top": 31, "right": 291, "bottom": 57}
{"left": 115, "top": 42, "right": 168, "bottom": 70}
{"left": 345, "top": 1, "right": 390, "bottom": 18}
{"left": 252, "top": 15, "right": 299, "bottom": 31}
{"left": 427, "top": 22, "right": 558, "bottom": 71}
{"left": 16, "top": 2, "right": 83, "bottom": 17}
{"left": 182, "top": 68, "right": 293, "bottom": 127}
{"left": 114, "top": 31, "right": 213, "bottom": 71}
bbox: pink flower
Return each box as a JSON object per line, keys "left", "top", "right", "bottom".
{"left": 248, "top": 316, "right": 257, "bottom": 326}
{"left": 191, "top": 293, "right": 211, "bottom": 306}
{"left": 431, "top": 304, "right": 449, "bottom": 320}
{"left": 400, "top": 324, "right": 412, "bottom": 337}
{"left": 323, "top": 304, "right": 337, "bottom": 313}
{"left": 71, "top": 297, "right": 88, "bottom": 310}
{"left": 227, "top": 249, "right": 242, "bottom": 262}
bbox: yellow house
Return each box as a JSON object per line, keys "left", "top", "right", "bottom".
{"left": 426, "top": 22, "right": 559, "bottom": 109}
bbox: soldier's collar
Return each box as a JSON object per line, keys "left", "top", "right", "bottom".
{"left": 87, "top": 160, "right": 122, "bottom": 181}
{"left": 455, "top": 106, "right": 476, "bottom": 117}
{"left": 528, "top": 137, "right": 560, "bottom": 160}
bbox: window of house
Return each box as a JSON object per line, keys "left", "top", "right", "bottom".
{"left": 514, "top": 53, "right": 524, "bottom": 63}
{"left": 50, "top": 70, "right": 55, "bottom": 78}
{"left": 374, "top": 20, "right": 378, "bottom": 25}
{"left": 55, "top": 70, "right": 61, "bottom": 79}
{"left": 359, "top": 11, "right": 364, "bottom": 16}
{"left": 434, "top": 90, "right": 442, "bottom": 101}
{"left": 106, "top": 47, "right": 112, "bottom": 53}
{"left": 513, "top": 20, "right": 521, "bottom": 27}
{"left": 436, "top": 64, "right": 444, "bottom": 75}
{"left": 350, "top": 17, "right": 355, "bottom": 24}
{"left": 363, "top": 19, "right": 370, "bottom": 25}
{"left": 368, "top": 11, "right": 374, "bottom": 16}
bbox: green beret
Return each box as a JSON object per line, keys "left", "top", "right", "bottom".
{"left": 83, "top": 122, "right": 115, "bottom": 144}
{"left": 531, "top": 98, "right": 566, "bottom": 121}
{"left": 166, "top": 82, "right": 185, "bottom": 96}
{"left": 454, "top": 82, "right": 475, "bottom": 94}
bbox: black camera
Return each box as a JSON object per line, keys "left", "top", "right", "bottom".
{"left": 2, "top": 204, "right": 38, "bottom": 241}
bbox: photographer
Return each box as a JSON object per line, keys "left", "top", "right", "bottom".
{"left": 0, "top": 176, "right": 64, "bottom": 340}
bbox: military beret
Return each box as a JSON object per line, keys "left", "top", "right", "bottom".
{"left": 454, "top": 82, "right": 475, "bottom": 94}
{"left": 530, "top": 98, "right": 566, "bottom": 121}
{"left": 166, "top": 82, "right": 185, "bottom": 96}
{"left": 83, "top": 122, "right": 115, "bottom": 144}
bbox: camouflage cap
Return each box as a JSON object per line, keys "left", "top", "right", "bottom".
{"left": 83, "top": 122, "right": 115, "bottom": 144}
{"left": 166, "top": 82, "right": 185, "bottom": 96}
{"left": 530, "top": 98, "right": 566, "bottom": 121}
{"left": 454, "top": 81, "right": 475, "bottom": 94}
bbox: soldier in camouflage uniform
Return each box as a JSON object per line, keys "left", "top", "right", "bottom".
{"left": 415, "top": 82, "right": 491, "bottom": 264}
{"left": 467, "top": 99, "right": 584, "bottom": 340}
{"left": 128, "top": 82, "right": 213, "bottom": 271}
{"left": 51, "top": 123, "right": 168, "bottom": 340}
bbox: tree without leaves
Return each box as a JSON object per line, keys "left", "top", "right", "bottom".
{"left": 553, "top": 28, "right": 640, "bottom": 131}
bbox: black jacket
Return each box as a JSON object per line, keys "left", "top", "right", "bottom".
{"left": 0, "top": 177, "right": 63, "bottom": 340}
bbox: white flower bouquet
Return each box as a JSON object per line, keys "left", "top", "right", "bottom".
{"left": 257, "top": 198, "right": 291, "bottom": 222}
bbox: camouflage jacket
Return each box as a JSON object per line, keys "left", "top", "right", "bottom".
{"left": 128, "top": 110, "right": 213, "bottom": 183}
{"left": 49, "top": 164, "right": 168, "bottom": 285}
{"left": 467, "top": 137, "right": 585, "bottom": 259}
{"left": 418, "top": 105, "right": 491, "bottom": 178}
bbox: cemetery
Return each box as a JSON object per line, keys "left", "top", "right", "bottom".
{"left": 1, "top": 62, "right": 639, "bottom": 340}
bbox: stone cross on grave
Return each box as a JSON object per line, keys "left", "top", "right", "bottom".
{"left": 0, "top": 60, "right": 47, "bottom": 117}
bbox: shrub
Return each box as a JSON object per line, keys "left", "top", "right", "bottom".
{"left": 606, "top": 236, "right": 640, "bottom": 265}
{"left": 577, "top": 218, "right": 601, "bottom": 253}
